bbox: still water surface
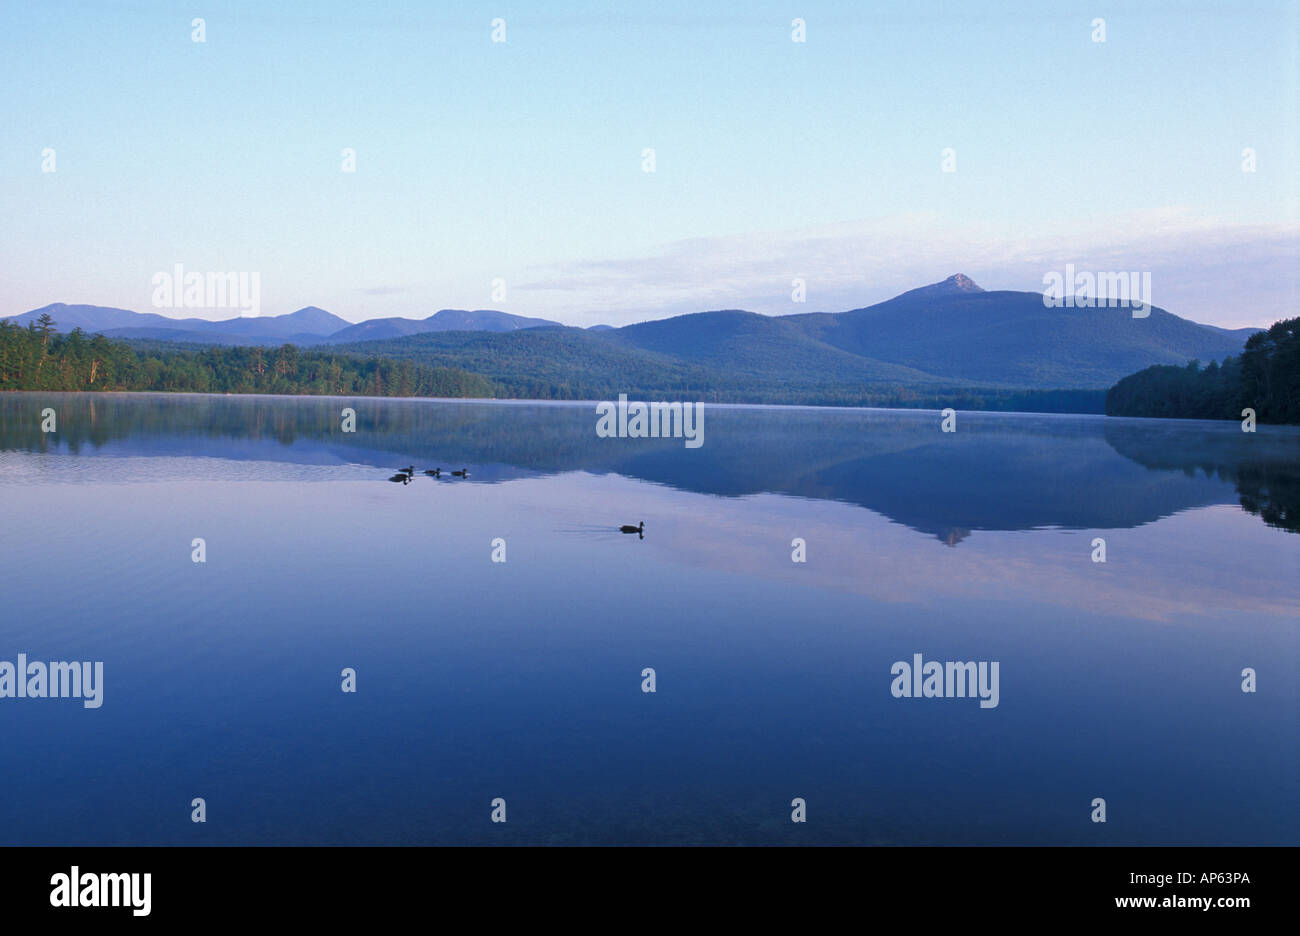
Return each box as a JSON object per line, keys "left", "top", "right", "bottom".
{"left": 0, "top": 393, "right": 1295, "bottom": 844}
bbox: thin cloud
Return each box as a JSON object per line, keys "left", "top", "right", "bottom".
{"left": 516, "top": 212, "right": 1299, "bottom": 329}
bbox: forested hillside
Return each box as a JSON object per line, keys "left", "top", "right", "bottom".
{"left": 329, "top": 326, "right": 1106, "bottom": 410}
{"left": 1106, "top": 317, "right": 1299, "bottom": 423}
{"left": 0, "top": 315, "right": 492, "bottom": 398}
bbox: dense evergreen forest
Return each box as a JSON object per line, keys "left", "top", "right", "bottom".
{"left": 0, "top": 314, "right": 493, "bottom": 398}
{"left": 1105, "top": 317, "right": 1299, "bottom": 424}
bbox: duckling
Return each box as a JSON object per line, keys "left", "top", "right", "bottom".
{"left": 451, "top": 469, "right": 469, "bottom": 477}
{"left": 619, "top": 522, "right": 644, "bottom": 535}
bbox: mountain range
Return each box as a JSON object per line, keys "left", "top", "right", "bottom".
{"left": 5, "top": 275, "right": 1259, "bottom": 395}
{"left": 2, "top": 304, "right": 565, "bottom": 346}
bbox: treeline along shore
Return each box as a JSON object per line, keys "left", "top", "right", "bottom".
{"left": 1105, "top": 317, "right": 1299, "bottom": 424}
{"left": 0, "top": 314, "right": 492, "bottom": 399}
{"left": 2, "top": 312, "right": 1297, "bottom": 423}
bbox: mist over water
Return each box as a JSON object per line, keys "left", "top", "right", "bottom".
{"left": 0, "top": 393, "right": 1295, "bottom": 844}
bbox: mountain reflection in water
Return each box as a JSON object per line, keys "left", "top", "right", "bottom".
{"left": 4, "top": 393, "right": 1296, "bottom": 539}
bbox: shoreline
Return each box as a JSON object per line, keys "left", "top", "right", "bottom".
{"left": 6, "top": 387, "right": 1297, "bottom": 427}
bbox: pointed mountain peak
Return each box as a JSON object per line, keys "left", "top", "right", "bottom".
{"left": 919, "top": 273, "right": 983, "bottom": 295}
{"left": 940, "top": 273, "right": 982, "bottom": 292}
{"left": 889, "top": 273, "right": 985, "bottom": 303}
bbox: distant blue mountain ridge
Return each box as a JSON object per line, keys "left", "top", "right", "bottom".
{"left": 4, "top": 275, "right": 1262, "bottom": 390}
{"left": 2, "top": 304, "right": 566, "bottom": 345}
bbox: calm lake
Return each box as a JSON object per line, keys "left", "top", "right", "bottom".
{"left": 0, "top": 392, "right": 1296, "bottom": 845}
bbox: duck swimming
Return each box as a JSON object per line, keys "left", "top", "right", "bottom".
{"left": 451, "top": 469, "right": 469, "bottom": 477}
{"left": 620, "top": 522, "right": 644, "bottom": 537}
{"left": 423, "top": 468, "right": 441, "bottom": 477}
{"left": 388, "top": 473, "right": 411, "bottom": 484}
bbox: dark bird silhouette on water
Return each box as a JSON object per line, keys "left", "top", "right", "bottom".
{"left": 388, "top": 473, "right": 411, "bottom": 484}
{"left": 620, "top": 522, "right": 644, "bottom": 539}
{"left": 424, "top": 468, "right": 441, "bottom": 477}
{"left": 451, "top": 469, "right": 469, "bottom": 477}
{"left": 398, "top": 466, "right": 413, "bottom": 475}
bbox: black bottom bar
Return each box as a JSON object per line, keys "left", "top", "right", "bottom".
{"left": 0, "top": 846, "right": 1282, "bottom": 923}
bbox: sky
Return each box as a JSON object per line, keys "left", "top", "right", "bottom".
{"left": 1, "top": 0, "right": 1296, "bottom": 329}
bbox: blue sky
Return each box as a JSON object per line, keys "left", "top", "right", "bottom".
{"left": 2, "top": 0, "right": 1296, "bottom": 327}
